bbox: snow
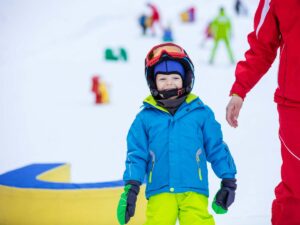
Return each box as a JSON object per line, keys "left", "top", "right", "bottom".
{"left": 0, "top": 0, "right": 280, "bottom": 224}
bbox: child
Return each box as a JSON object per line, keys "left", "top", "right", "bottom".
{"left": 117, "top": 43, "right": 237, "bottom": 225}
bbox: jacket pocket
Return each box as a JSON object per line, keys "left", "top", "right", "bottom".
{"left": 148, "top": 150, "right": 155, "bottom": 183}
{"left": 196, "top": 149, "right": 203, "bottom": 181}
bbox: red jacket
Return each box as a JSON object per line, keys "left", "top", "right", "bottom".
{"left": 230, "top": 0, "right": 300, "bottom": 105}
{"left": 147, "top": 4, "right": 160, "bottom": 21}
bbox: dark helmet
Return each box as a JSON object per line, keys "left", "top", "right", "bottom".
{"left": 144, "top": 43, "right": 195, "bottom": 98}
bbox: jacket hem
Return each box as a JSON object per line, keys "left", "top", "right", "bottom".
{"left": 145, "top": 186, "right": 209, "bottom": 199}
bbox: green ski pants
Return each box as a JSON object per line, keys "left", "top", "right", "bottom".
{"left": 144, "top": 192, "right": 215, "bottom": 225}
{"left": 209, "top": 37, "right": 234, "bottom": 63}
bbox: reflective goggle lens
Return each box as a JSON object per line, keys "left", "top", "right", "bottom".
{"left": 151, "top": 45, "right": 183, "bottom": 59}
{"left": 146, "top": 44, "right": 186, "bottom": 66}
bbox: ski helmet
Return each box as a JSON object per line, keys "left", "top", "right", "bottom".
{"left": 145, "top": 43, "right": 195, "bottom": 98}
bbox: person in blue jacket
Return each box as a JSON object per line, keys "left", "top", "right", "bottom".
{"left": 117, "top": 43, "right": 237, "bottom": 225}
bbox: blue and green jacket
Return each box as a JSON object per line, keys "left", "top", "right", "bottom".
{"left": 123, "top": 94, "right": 237, "bottom": 199}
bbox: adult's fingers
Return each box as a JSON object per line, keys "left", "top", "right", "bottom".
{"left": 226, "top": 101, "right": 236, "bottom": 127}
{"left": 226, "top": 96, "right": 243, "bottom": 128}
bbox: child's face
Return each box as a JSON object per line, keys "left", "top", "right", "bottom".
{"left": 156, "top": 73, "right": 183, "bottom": 92}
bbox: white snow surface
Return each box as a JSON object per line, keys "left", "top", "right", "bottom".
{"left": 0, "top": 0, "right": 280, "bottom": 224}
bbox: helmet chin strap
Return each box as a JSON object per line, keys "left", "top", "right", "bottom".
{"left": 157, "top": 88, "right": 185, "bottom": 99}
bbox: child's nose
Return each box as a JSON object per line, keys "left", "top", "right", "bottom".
{"left": 166, "top": 79, "right": 173, "bottom": 85}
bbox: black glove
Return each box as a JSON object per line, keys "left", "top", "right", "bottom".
{"left": 212, "top": 178, "right": 237, "bottom": 214}
{"left": 117, "top": 180, "right": 140, "bottom": 224}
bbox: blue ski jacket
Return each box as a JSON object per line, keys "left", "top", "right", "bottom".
{"left": 123, "top": 94, "right": 237, "bottom": 199}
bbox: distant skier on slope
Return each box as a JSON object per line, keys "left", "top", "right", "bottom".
{"left": 146, "top": 3, "right": 161, "bottom": 36}
{"left": 209, "top": 7, "right": 235, "bottom": 64}
{"left": 200, "top": 20, "right": 214, "bottom": 48}
{"left": 234, "top": 0, "right": 248, "bottom": 16}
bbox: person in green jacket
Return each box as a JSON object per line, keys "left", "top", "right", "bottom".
{"left": 209, "top": 7, "right": 235, "bottom": 64}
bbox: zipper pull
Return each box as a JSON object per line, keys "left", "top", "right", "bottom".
{"left": 196, "top": 149, "right": 203, "bottom": 181}
{"left": 149, "top": 151, "right": 155, "bottom": 183}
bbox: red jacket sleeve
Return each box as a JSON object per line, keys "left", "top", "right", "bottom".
{"left": 230, "top": 0, "right": 281, "bottom": 99}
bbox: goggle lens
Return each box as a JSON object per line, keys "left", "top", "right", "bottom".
{"left": 151, "top": 45, "right": 183, "bottom": 59}
{"left": 146, "top": 44, "right": 186, "bottom": 67}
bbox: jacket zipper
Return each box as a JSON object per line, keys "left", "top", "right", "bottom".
{"left": 149, "top": 151, "right": 155, "bottom": 183}
{"left": 196, "top": 149, "right": 203, "bottom": 181}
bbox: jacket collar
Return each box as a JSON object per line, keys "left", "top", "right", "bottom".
{"left": 143, "top": 93, "right": 203, "bottom": 117}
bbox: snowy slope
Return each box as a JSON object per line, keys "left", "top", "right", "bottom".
{"left": 0, "top": 0, "right": 280, "bottom": 224}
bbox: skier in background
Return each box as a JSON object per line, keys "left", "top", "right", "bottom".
{"left": 162, "top": 24, "right": 174, "bottom": 42}
{"left": 188, "top": 7, "right": 196, "bottom": 22}
{"left": 234, "top": 0, "right": 248, "bottom": 16}
{"left": 200, "top": 20, "right": 214, "bottom": 48}
{"left": 209, "top": 7, "right": 234, "bottom": 64}
{"left": 117, "top": 43, "right": 237, "bottom": 225}
{"left": 91, "top": 75, "right": 109, "bottom": 104}
{"left": 139, "top": 14, "right": 148, "bottom": 35}
{"left": 98, "top": 78, "right": 109, "bottom": 104}
{"left": 146, "top": 3, "right": 161, "bottom": 36}
{"left": 226, "top": 0, "right": 300, "bottom": 224}
{"left": 91, "top": 76, "right": 102, "bottom": 104}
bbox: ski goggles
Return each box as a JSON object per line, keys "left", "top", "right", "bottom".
{"left": 145, "top": 43, "right": 188, "bottom": 67}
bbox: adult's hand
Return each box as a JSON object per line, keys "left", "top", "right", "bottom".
{"left": 226, "top": 95, "right": 243, "bottom": 128}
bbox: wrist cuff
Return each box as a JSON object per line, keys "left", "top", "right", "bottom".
{"left": 221, "top": 178, "right": 237, "bottom": 190}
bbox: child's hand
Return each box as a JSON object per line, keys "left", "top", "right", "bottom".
{"left": 212, "top": 178, "right": 237, "bottom": 214}
{"left": 117, "top": 180, "right": 140, "bottom": 224}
